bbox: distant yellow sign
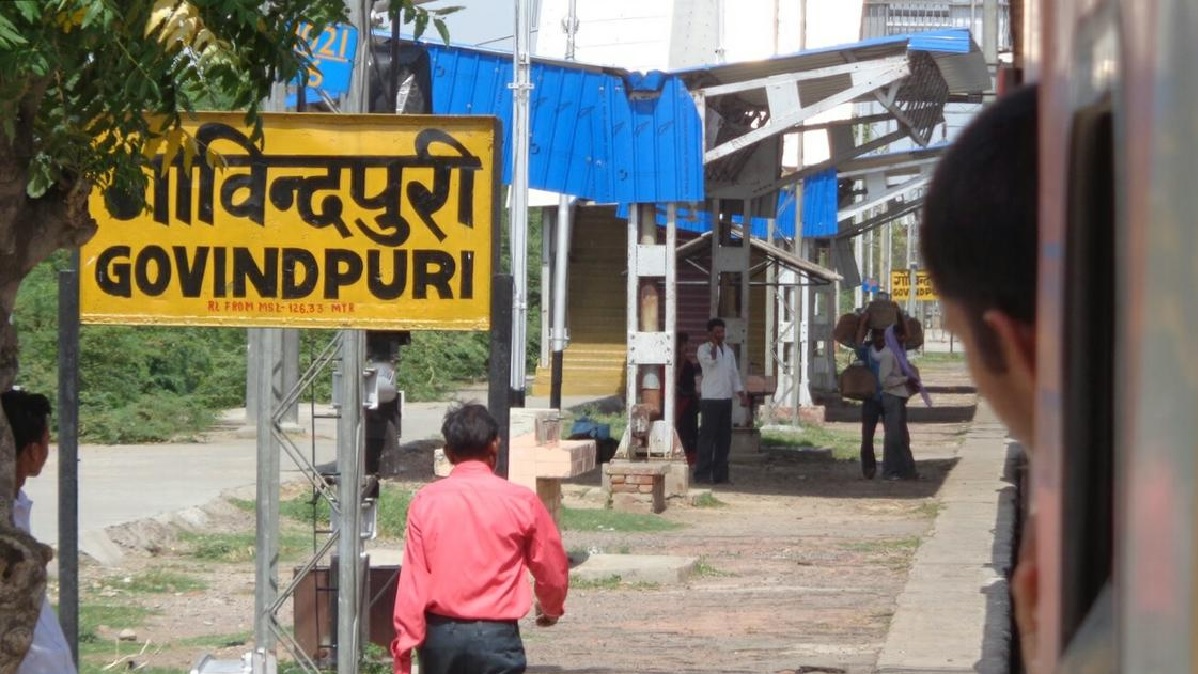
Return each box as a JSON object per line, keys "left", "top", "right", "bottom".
{"left": 82, "top": 113, "right": 498, "bottom": 330}
{"left": 890, "top": 270, "right": 938, "bottom": 301}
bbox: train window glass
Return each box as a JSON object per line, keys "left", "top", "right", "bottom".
{"left": 1059, "top": 99, "right": 1115, "bottom": 648}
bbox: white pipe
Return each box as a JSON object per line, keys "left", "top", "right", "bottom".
{"left": 510, "top": 0, "right": 533, "bottom": 394}
{"left": 551, "top": 0, "right": 577, "bottom": 354}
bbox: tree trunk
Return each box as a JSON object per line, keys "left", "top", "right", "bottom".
{"left": 0, "top": 145, "right": 97, "bottom": 673}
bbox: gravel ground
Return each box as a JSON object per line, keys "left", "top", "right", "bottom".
{"left": 72, "top": 359, "right": 975, "bottom": 674}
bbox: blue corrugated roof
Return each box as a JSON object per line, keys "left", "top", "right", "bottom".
{"left": 419, "top": 42, "right": 704, "bottom": 204}
{"left": 858, "top": 28, "right": 974, "bottom": 54}
{"left": 800, "top": 170, "right": 840, "bottom": 237}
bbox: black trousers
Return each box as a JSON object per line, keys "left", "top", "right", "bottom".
{"left": 696, "top": 398, "right": 734, "bottom": 483}
{"left": 419, "top": 614, "right": 526, "bottom": 674}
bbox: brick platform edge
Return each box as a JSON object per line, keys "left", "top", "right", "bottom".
{"left": 604, "top": 463, "right": 667, "bottom": 514}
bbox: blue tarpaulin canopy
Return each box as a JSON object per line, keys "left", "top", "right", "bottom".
{"left": 419, "top": 42, "right": 704, "bottom": 204}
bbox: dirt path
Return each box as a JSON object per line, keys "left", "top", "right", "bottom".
{"left": 71, "top": 358, "right": 975, "bottom": 674}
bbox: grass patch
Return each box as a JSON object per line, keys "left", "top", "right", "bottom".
{"left": 280, "top": 492, "right": 333, "bottom": 526}
{"left": 846, "top": 536, "right": 922, "bottom": 555}
{"left": 913, "top": 351, "right": 966, "bottom": 363}
{"left": 569, "top": 574, "right": 660, "bottom": 591}
{"left": 914, "top": 500, "right": 943, "bottom": 519}
{"left": 178, "top": 631, "right": 252, "bottom": 648}
{"left": 377, "top": 484, "right": 413, "bottom": 538}
{"left": 177, "top": 530, "right": 313, "bottom": 563}
{"left": 560, "top": 506, "right": 682, "bottom": 533}
{"left": 761, "top": 424, "right": 861, "bottom": 461}
{"left": 228, "top": 497, "right": 256, "bottom": 513}
{"left": 692, "top": 558, "right": 732, "bottom": 577}
{"left": 77, "top": 605, "right": 156, "bottom": 668}
{"left": 118, "top": 569, "right": 207, "bottom": 594}
{"left": 274, "top": 484, "right": 411, "bottom": 539}
{"left": 78, "top": 604, "right": 152, "bottom": 645}
{"left": 692, "top": 491, "right": 726, "bottom": 508}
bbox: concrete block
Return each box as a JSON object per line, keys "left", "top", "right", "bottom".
{"left": 433, "top": 448, "right": 452, "bottom": 477}
{"left": 659, "top": 459, "right": 690, "bottom": 498}
{"left": 729, "top": 427, "right": 761, "bottom": 456}
{"left": 510, "top": 408, "right": 561, "bottom": 438}
{"left": 536, "top": 479, "right": 563, "bottom": 526}
{"left": 570, "top": 553, "right": 698, "bottom": 585}
{"left": 81, "top": 530, "right": 125, "bottom": 566}
{"left": 608, "top": 492, "right": 663, "bottom": 514}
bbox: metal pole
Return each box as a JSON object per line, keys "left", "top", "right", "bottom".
{"left": 854, "top": 233, "right": 864, "bottom": 309}
{"left": 541, "top": 209, "right": 552, "bottom": 370}
{"left": 798, "top": 247, "right": 813, "bottom": 408}
{"left": 336, "top": 331, "right": 364, "bottom": 674}
{"left": 665, "top": 203, "right": 678, "bottom": 427}
{"left": 56, "top": 262, "right": 79, "bottom": 667}
{"left": 764, "top": 216, "right": 777, "bottom": 413}
{"left": 715, "top": 0, "right": 726, "bottom": 62}
{"left": 626, "top": 207, "right": 640, "bottom": 410}
{"left": 983, "top": 0, "right": 999, "bottom": 87}
{"left": 883, "top": 221, "right": 893, "bottom": 294}
{"left": 489, "top": 275, "right": 515, "bottom": 478}
{"left": 906, "top": 217, "right": 917, "bottom": 318}
{"left": 509, "top": 0, "right": 533, "bottom": 406}
{"left": 253, "top": 329, "right": 280, "bottom": 655}
{"left": 332, "top": 3, "right": 369, "bottom": 670}
{"left": 549, "top": 0, "right": 578, "bottom": 409}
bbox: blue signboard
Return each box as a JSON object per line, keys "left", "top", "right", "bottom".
{"left": 289, "top": 22, "right": 359, "bottom": 107}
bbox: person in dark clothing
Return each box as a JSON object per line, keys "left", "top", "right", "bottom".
{"left": 674, "top": 332, "right": 699, "bottom": 466}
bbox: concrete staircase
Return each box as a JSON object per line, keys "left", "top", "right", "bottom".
{"left": 530, "top": 343, "right": 627, "bottom": 397}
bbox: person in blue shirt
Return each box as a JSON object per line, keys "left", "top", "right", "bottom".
{"left": 854, "top": 316, "right": 918, "bottom": 481}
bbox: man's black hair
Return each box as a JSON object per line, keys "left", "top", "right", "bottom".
{"left": 440, "top": 403, "right": 498, "bottom": 460}
{"left": 1, "top": 389, "right": 52, "bottom": 456}
{"left": 921, "top": 84, "right": 1039, "bottom": 371}
{"left": 706, "top": 317, "right": 725, "bottom": 332}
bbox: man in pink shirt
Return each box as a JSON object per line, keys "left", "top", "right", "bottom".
{"left": 391, "top": 403, "right": 569, "bottom": 674}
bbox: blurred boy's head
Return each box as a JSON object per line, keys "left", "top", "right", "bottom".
{"left": 921, "top": 85, "right": 1039, "bottom": 444}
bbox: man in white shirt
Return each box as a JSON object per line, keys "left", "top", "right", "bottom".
{"left": 3, "top": 389, "right": 78, "bottom": 674}
{"left": 694, "top": 318, "right": 748, "bottom": 484}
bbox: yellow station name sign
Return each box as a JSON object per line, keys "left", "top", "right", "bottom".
{"left": 889, "top": 270, "right": 938, "bottom": 301}
{"left": 82, "top": 112, "right": 498, "bottom": 330}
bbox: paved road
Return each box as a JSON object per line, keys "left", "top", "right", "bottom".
{"left": 24, "top": 392, "right": 613, "bottom": 561}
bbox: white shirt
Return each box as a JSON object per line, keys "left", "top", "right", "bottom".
{"left": 14, "top": 489, "right": 78, "bottom": 674}
{"left": 870, "top": 345, "right": 911, "bottom": 398}
{"left": 696, "top": 341, "right": 744, "bottom": 400}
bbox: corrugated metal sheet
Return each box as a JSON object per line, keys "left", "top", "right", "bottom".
{"left": 419, "top": 42, "right": 704, "bottom": 204}
{"left": 672, "top": 28, "right": 986, "bottom": 107}
{"left": 800, "top": 170, "right": 840, "bottom": 238}
{"left": 615, "top": 202, "right": 785, "bottom": 238}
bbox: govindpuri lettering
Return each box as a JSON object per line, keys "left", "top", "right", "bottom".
{"left": 93, "top": 245, "right": 475, "bottom": 301}
{"left": 103, "top": 122, "right": 481, "bottom": 247}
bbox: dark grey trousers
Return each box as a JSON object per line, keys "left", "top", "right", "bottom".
{"left": 419, "top": 614, "right": 526, "bottom": 674}
{"left": 860, "top": 393, "right": 917, "bottom": 479}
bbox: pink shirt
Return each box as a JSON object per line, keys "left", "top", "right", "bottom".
{"left": 391, "top": 461, "right": 569, "bottom": 673}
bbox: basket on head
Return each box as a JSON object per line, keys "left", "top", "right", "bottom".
{"left": 833, "top": 313, "right": 861, "bottom": 348}
{"left": 867, "top": 299, "right": 900, "bottom": 330}
{"left": 903, "top": 316, "right": 924, "bottom": 350}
